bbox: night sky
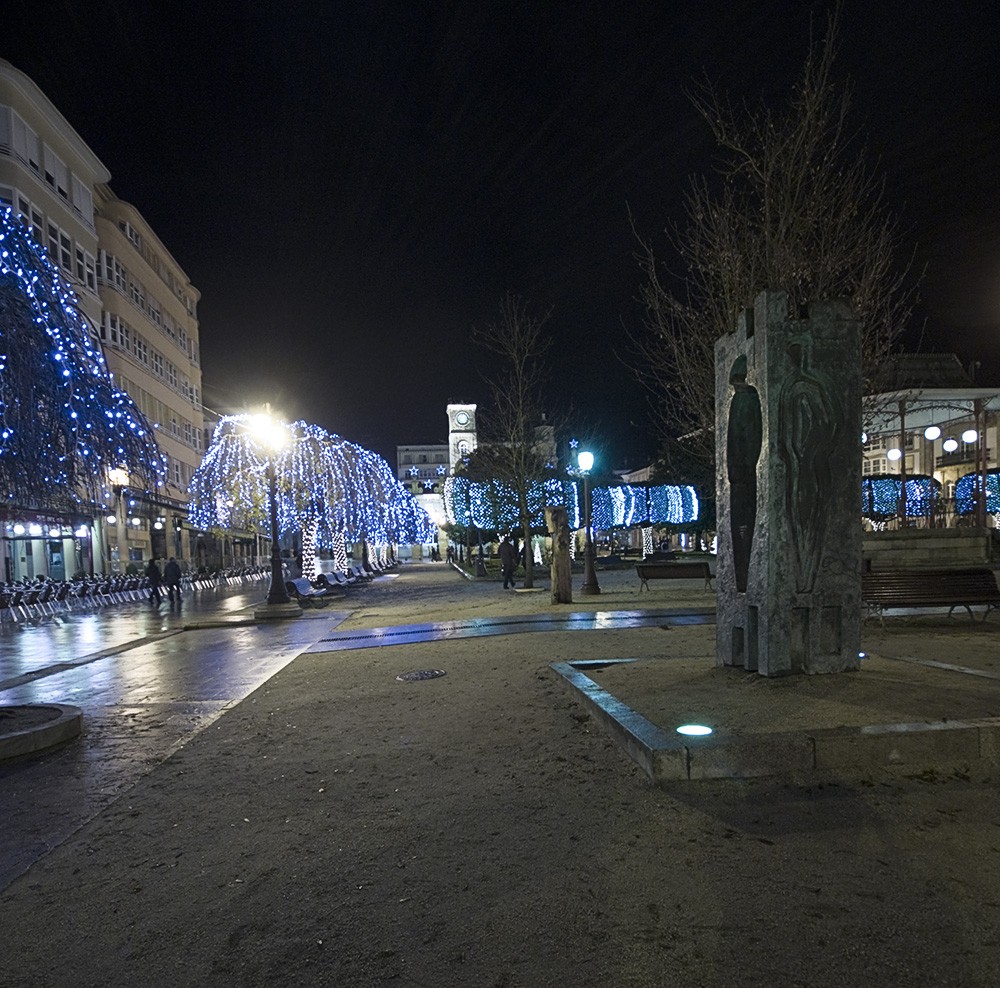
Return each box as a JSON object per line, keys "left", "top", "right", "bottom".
{"left": 5, "top": 1, "right": 999, "bottom": 467}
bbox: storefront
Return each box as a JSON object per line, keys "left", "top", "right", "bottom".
{"left": 1, "top": 511, "right": 96, "bottom": 582}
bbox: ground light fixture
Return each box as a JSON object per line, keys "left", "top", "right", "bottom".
{"left": 676, "top": 724, "right": 713, "bottom": 736}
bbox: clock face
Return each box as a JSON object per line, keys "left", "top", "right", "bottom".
{"left": 455, "top": 412, "right": 469, "bottom": 426}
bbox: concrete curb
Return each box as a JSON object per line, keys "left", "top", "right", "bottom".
{"left": 0, "top": 704, "right": 83, "bottom": 762}
{"left": 551, "top": 659, "right": 1000, "bottom": 782}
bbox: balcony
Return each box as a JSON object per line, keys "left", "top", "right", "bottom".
{"left": 936, "top": 448, "right": 991, "bottom": 469}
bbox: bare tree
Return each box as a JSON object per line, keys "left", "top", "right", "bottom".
{"left": 632, "top": 8, "right": 915, "bottom": 476}
{"left": 471, "top": 294, "right": 557, "bottom": 589}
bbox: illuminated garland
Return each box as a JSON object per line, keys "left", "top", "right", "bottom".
{"left": 861, "top": 475, "right": 941, "bottom": 519}
{"left": 954, "top": 470, "right": 1000, "bottom": 515}
{"left": 442, "top": 478, "right": 699, "bottom": 530}
{"left": 0, "top": 208, "right": 164, "bottom": 508}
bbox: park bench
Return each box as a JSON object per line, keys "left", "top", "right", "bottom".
{"left": 861, "top": 568, "right": 1000, "bottom": 626}
{"left": 285, "top": 577, "right": 335, "bottom": 606}
{"left": 636, "top": 560, "right": 714, "bottom": 592}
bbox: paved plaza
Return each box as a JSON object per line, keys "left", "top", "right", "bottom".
{"left": 1, "top": 562, "right": 999, "bottom": 987}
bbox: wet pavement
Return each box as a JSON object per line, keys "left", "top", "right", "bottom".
{"left": 0, "top": 585, "right": 349, "bottom": 890}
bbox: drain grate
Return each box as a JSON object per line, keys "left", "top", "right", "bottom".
{"left": 396, "top": 669, "right": 447, "bottom": 682}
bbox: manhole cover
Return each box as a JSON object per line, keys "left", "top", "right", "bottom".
{"left": 396, "top": 669, "right": 447, "bottom": 682}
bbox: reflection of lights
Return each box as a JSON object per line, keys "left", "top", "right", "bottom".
{"left": 886, "top": 448, "right": 902, "bottom": 461}
{"left": 13, "top": 524, "right": 25, "bottom": 535}
{"left": 962, "top": 429, "right": 979, "bottom": 444}
{"left": 924, "top": 426, "right": 941, "bottom": 440}
{"left": 676, "top": 724, "right": 713, "bottom": 736}
{"left": 943, "top": 437, "right": 959, "bottom": 452}
{"left": 28, "top": 524, "right": 42, "bottom": 536}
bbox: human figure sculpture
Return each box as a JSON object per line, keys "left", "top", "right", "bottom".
{"left": 777, "top": 339, "right": 838, "bottom": 593}
{"left": 726, "top": 357, "right": 762, "bottom": 593}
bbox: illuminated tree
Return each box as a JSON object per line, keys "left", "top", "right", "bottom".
{"left": 189, "top": 416, "right": 433, "bottom": 576}
{"left": 0, "top": 209, "right": 163, "bottom": 511}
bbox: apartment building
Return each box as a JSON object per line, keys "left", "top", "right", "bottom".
{"left": 95, "top": 187, "right": 203, "bottom": 569}
{"left": 0, "top": 59, "right": 203, "bottom": 577}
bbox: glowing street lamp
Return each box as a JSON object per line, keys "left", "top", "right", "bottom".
{"left": 577, "top": 450, "right": 600, "bottom": 596}
{"left": 249, "top": 413, "right": 301, "bottom": 618}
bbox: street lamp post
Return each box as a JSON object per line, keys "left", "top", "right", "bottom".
{"left": 251, "top": 413, "right": 302, "bottom": 620}
{"left": 578, "top": 450, "right": 600, "bottom": 596}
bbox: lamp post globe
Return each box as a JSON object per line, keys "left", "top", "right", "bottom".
{"left": 250, "top": 413, "right": 302, "bottom": 620}
{"left": 578, "top": 450, "right": 600, "bottom": 596}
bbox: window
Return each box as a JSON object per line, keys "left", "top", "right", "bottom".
{"left": 129, "top": 279, "right": 145, "bottom": 311}
{"left": 17, "top": 196, "right": 44, "bottom": 245}
{"left": 177, "top": 327, "right": 188, "bottom": 354}
{"left": 42, "top": 145, "right": 69, "bottom": 199}
{"left": 171, "top": 458, "right": 182, "bottom": 486}
{"left": 10, "top": 112, "right": 41, "bottom": 173}
{"left": 119, "top": 220, "right": 141, "bottom": 249}
{"left": 148, "top": 297, "right": 161, "bottom": 327}
{"left": 132, "top": 336, "right": 148, "bottom": 365}
{"left": 59, "top": 230, "right": 72, "bottom": 272}
{"left": 170, "top": 416, "right": 180, "bottom": 439}
{"left": 183, "top": 422, "right": 193, "bottom": 446}
{"left": 70, "top": 176, "right": 94, "bottom": 225}
{"left": 166, "top": 361, "right": 177, "bottom": 389}
{"left": 150, "top": 350, "right": 163, "bottom": 378}
{"left": 102, "top": 252, "right": 127, "bottom": 291}
{"left": 0, "top": 185, "right": 12, "bottom": 210}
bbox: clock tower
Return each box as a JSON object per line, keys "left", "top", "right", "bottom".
{"left": 446, "top": 403, "right": 477, "bottom": 472}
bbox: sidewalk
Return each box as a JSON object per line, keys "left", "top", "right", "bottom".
{"left": 2, "top": 563, "right": 999, "bottom": 987}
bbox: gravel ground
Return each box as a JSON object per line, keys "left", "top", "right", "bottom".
{"left": 2, "top": 562, "right": 999, "bottom": 987}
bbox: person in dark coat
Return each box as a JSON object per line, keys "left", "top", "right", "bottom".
{"left": 145, "top": 557, "right": 163, "bottom": 605}
{"left": 163, "top": 556, "right": 182, "bottom": 604}
{"left": 498, "top": 535, "right": 517, "bottom": 590}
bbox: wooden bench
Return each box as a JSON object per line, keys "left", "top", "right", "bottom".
{"left": 862, "top": 568, "right": 1000, "bottom": 625}
{"left": 636, "top": 561, "right": 714, "bottom": 592}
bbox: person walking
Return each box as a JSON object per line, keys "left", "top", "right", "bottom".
{"left": 499, "top": 535, "right": 517, "bottom": 590}
{"left": 145, "top": 557, "right": 163, "bottom": 605}
{"left": 163, "top": 556, "right": 182, "bottom": 604}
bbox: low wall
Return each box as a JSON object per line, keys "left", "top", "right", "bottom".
{"left": 863, "top": 527, "right": 996, "bottom": 570}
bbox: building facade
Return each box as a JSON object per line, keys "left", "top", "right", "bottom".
{"left": 94, "top": 187, "right": 204, "bottom": 570}
{"left": 0, "top": 60, "right": 204, "bottom": 579}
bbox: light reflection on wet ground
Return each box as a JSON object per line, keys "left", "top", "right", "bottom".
{"left": 0, "top": 585, "right": 348, "bottom": 890}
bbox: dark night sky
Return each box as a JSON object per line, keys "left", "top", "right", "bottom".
{"left": 5, "top": 1, "right": 999, "bottom": 467}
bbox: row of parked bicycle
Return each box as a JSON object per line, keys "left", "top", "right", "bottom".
{"left": 284, "top": 559, "right": 399, "bottom": 606}
{"left": 0, "top": 566, "right": 271, "bottom": 623}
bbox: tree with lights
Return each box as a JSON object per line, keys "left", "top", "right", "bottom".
{"left": 189, "top": 415, "right": 433, "bottom": 577}
{"left": 0, "top": 209, "right": 163, "bottom": 516}
{"left": 632, "top": 9, "right": 913, "bottom": 480}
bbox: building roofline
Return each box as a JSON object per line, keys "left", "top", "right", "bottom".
{"left": 0, "top": 59, "right": 111, "bottom": 183}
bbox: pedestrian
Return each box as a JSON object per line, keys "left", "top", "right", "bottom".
{"left": 164, "top": 556, "right": 182, "bottom": 604}
{"left": 499, "top": 535, "right": 517, "bottom": 590}
{"left": 145, "top": 557, "right": 163, "bottom": 605}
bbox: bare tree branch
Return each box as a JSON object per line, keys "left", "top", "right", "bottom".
{"left": 631, "top": 7, "right": 917, "bottom": 477}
